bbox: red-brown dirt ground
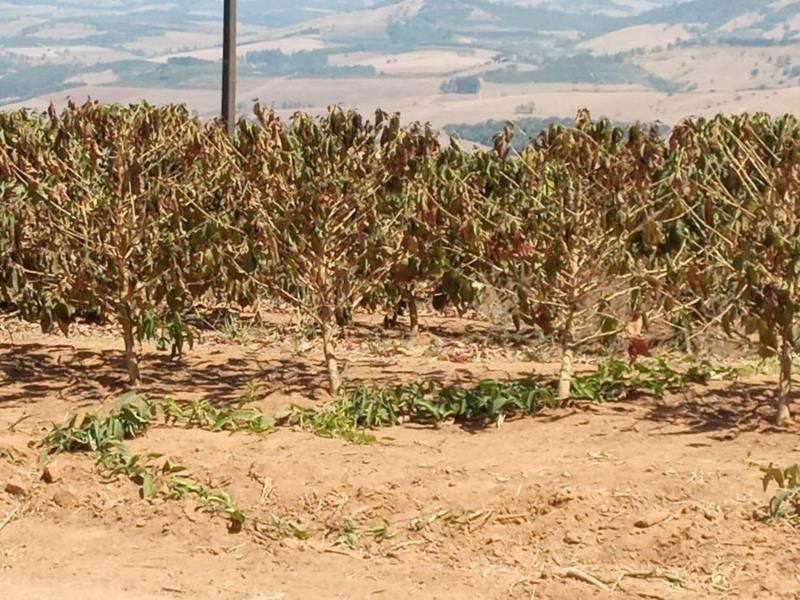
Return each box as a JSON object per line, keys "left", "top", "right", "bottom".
{"left": 1, "top": 314, "right": 799, "bottom": 599}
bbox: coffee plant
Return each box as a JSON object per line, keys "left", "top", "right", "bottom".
{"left": 478, "top": 112, "right": 671, "bottom": 399}
{"left": 223, "top": 105, "right": 440, "bottom": 395}
{"left": 761, "top": 463, "right": 800, "bottom": 520}
{"left": 669, "top": 113, "right": 800, "bottom": 423}
{"left": 1, "top": 101, "right": 222, "bottom": 384}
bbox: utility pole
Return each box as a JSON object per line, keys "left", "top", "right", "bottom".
{"left": 222, "top": 0, "right": 237, "bottom": 135}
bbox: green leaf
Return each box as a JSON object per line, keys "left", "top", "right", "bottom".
{"left": 141, "top": 472, "right": 157, "bottom": 500}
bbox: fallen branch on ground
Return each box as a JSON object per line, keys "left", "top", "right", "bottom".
{"left": 558, "top": 567, "right": 612, "bottom": 592}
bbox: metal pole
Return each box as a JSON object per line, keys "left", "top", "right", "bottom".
{"left": 222, "top": 0, "right": 237, "bottom": 135}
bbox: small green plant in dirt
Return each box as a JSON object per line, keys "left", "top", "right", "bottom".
{"left": 320, "top": 495, "right": 394, "bottom": 547}
{"left": 329, "top": 516, "right": 360, "bottom": 548}
{"left": 403, "top": 378, "right": 557, "bottom": 424}
{"left": 279, "top": 404, "right": 378, "bottom": 445}
{"left": 40, "top": 389, "right": 274, "bottom": 455}
{"left": 282, "top": 356, "right": 713, "bottom": 442}
{"left": 98, "top": 444, "right": 248, "bottom": 532}
{"left": 760, "top": 463, "right": 800, "bottom": 521}
{"left": 365, "top": 520, "right": 395, "bottom": 543}
{"left": 569, "top": 355, "right": 734, "bottom": 402}
{"left": 38, "top": 393, "right": 252, "bottom": 532}
{"left": 159, "top": 396, "right": 274, "bottom": 433}
{"left": 222, "top": 313, "right": 255, "bottom": 344}
{"left": 347, "top": 377, "right": 556, "bottom": 426}
{"left": 256, "top": 515, "right": 310, "bottom": 541}
{"left": 571, "top": 356, "right": 679, "bottom": 402}
{"left": 38, "top": 393, "right": 154, "bottom": 457}
{"left": 93, "top": 442, "right": 161, "bottom": 495}
{"left": 682, "top": 360, "right": 741, "bottom": 383}
{"left": 406, "top": 507, "right": 491, "bottom": 533}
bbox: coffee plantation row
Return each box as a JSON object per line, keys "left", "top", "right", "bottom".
{"left": 1, "top": 101, "right": 798, "bottom": 422}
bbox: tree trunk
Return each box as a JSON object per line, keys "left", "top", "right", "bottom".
{"left": 777, "top": 336, "right": 793, "bottom": 425}
{"left": 321, "top": 318, "right": 341, "bottom": 397}
{"left": 407, "top": 294, "right": 419, "bottom": 337}
{"left": 558, "top": 312, "right": 575, "bottom": 402}
{"left": 122, "top": 318, "right": 141, "bottom": 387}
{"left": 683, "top": 318, "right": 694, "bottom": 355}
{"left": 558, "top": 344, "right": 574, "bottom": 402}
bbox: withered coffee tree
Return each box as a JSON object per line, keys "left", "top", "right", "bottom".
{"left": 669, "top": 113, "right": 800, "bottom": 424}
{"left": 483, "top": 112, "right": 668, "bottom": 399}
{"left": 229, "top": 106, "right": 431, "bottom": 395}
{"left": 4, "top": 99, "right": 800, "bottom": 422}
{"left": 1, "top": 102, "right": 217, "bottom": 385}
{"left": 382, "top": 137, "right": 488, "bottom": 334}
{"left": 0, "top": 109, "right": 54, "bottom": 317}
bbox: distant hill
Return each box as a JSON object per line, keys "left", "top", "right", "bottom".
{"left": 2, "top": 0, "right": 800, "bottom": 142}
{"left": 4, "top": 0, "right": 800, "bottom": 96}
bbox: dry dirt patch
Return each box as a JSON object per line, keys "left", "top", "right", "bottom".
{"left": 0, "top": 317, "right": 799, "bottom": 599}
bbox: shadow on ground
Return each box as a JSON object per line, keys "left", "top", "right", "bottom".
{"left": 0, "top": 342, "right": 323, "bottom": 406}
{"left": 639, "top": 382, "right": 790, "bottom": 436}
{"left": 1, "top": 336, "right": 796, "bottom": 438}
{"left": 0, "top": 341, "right": 457, "bottom": 409}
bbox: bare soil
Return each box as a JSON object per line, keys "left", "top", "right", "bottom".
{"left": 0, "top": 315, "right": 799, "bottom": 599}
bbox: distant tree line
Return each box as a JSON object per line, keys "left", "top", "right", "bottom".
{"left": 246, "top": 50, "right": 376, "bottom": 77}
{"left": 440, "top": 76, "right": 481, "bottom": 94}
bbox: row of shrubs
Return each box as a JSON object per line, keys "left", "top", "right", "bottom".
{"left": 1, "top": 102, "right": 798, "bottom": 420}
